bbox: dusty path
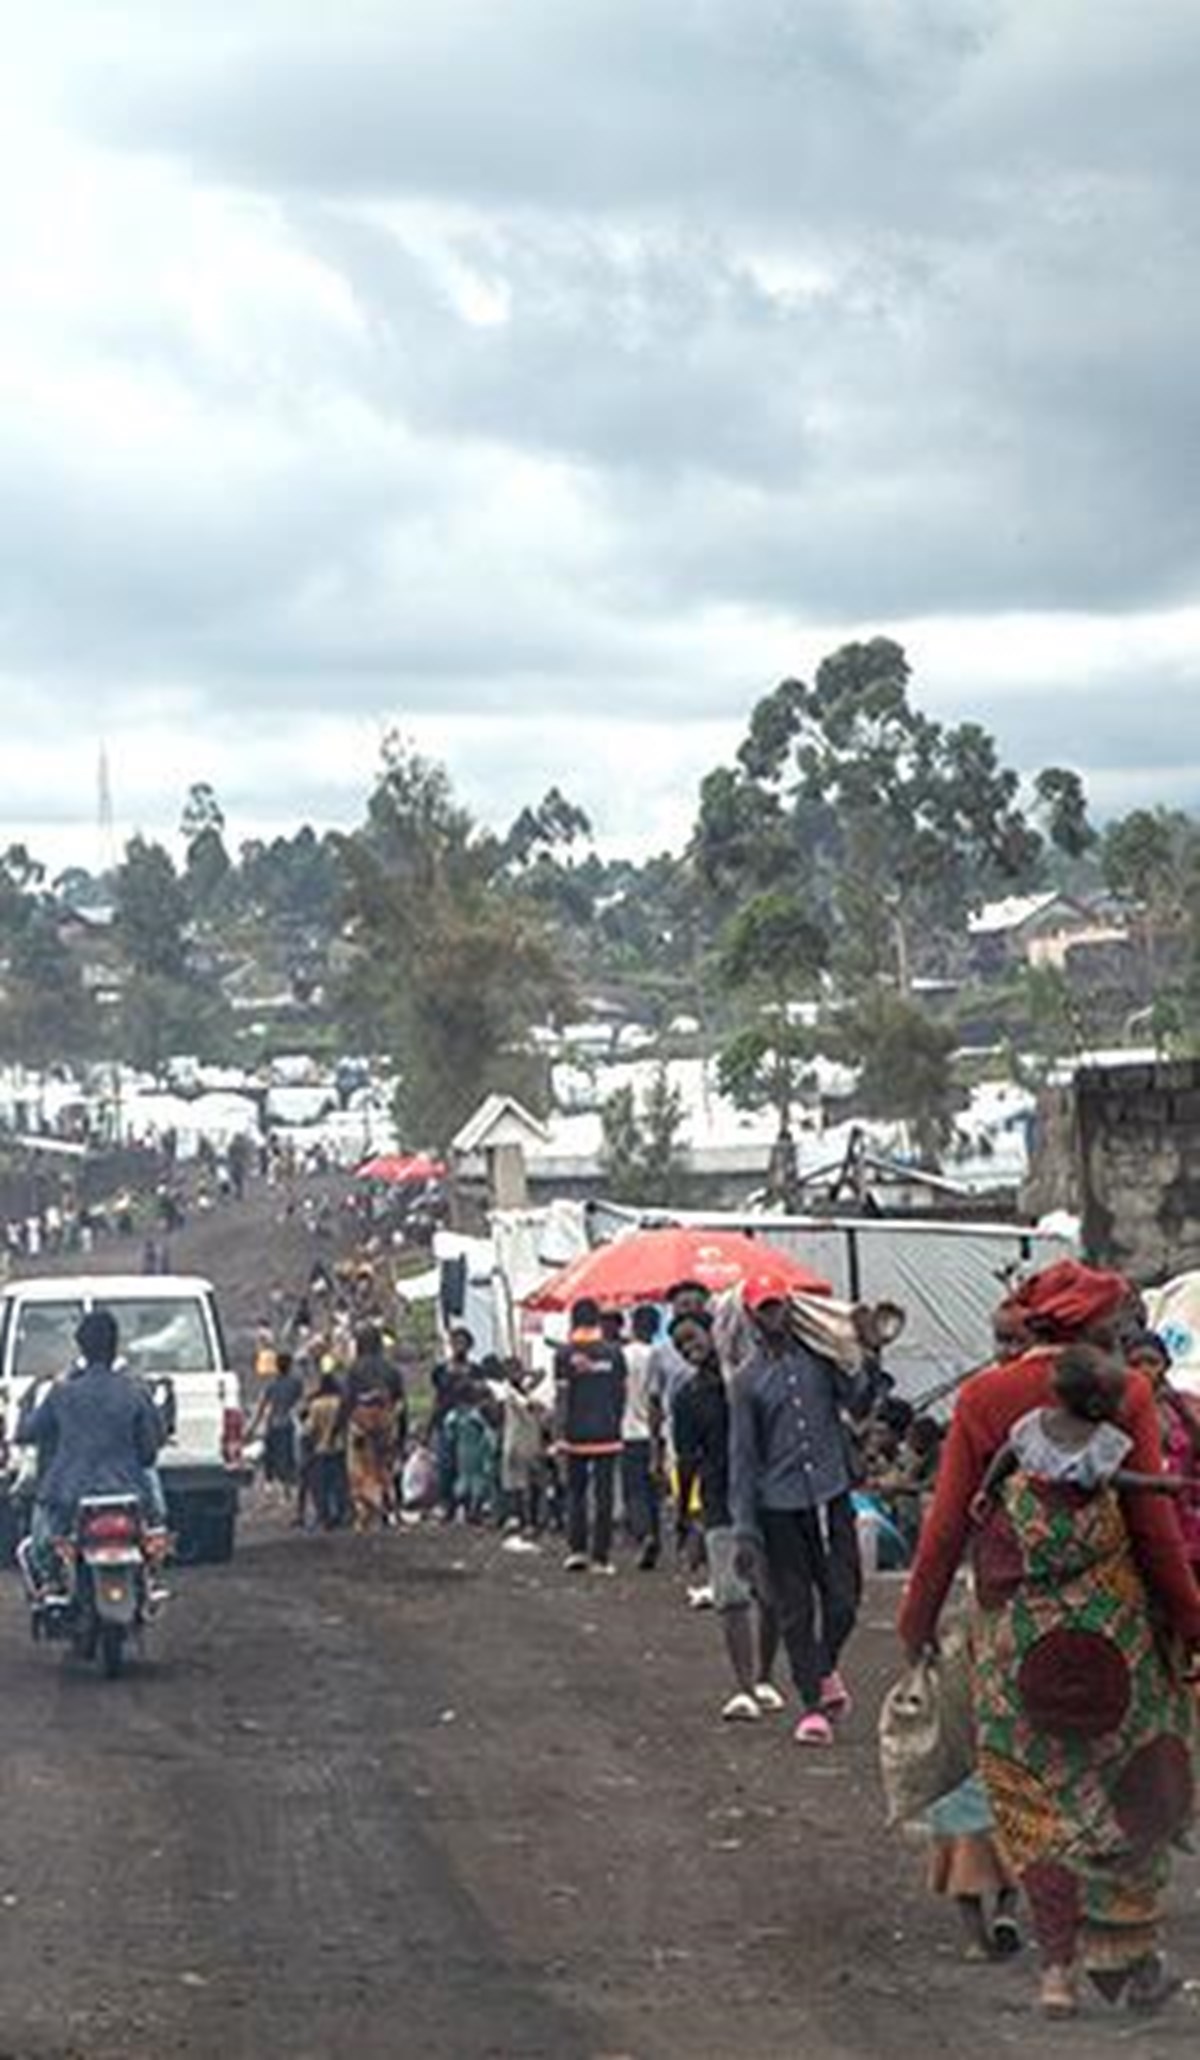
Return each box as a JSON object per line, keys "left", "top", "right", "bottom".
{"left": 3, "top": 1182, "right": 1198, "bottom": 2056}
{"left": 1, "top": 1516, "right": 1197, "bottom": 2060}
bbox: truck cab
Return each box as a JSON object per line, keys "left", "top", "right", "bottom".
{"left": 0, "top": 1275, "right": 246, "bottom": 1563}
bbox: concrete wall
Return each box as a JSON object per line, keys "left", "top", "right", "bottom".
{"left": 1023, "top": 1084, "right": 1082, "bottom": 1223}
{"left": 1074, "top": 1062, "right": 1200, "bottom": 1282}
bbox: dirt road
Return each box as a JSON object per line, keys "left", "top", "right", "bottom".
{"left": 2, "top": 1185, "right": 1198, "bottom": 2057}
{"left": 1, "top": 1514, "right": 1197, "bottom": 2060}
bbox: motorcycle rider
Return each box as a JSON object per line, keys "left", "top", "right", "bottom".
{"left": 18, "top": 1309, "right": 165, "bottom": 1595}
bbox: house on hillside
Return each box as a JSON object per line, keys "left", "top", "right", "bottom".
{"left": 56, "top": 903, "right": 124, "bottom": 1007}
{"left": 967, "top": 892, "right": 1119, "bottom": 978}
{"left": 1027, "top": 914, "right": 1136, "bottom": 987}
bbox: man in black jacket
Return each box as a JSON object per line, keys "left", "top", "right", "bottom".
{"left": 673, "top": 1310, "right": 781, "bottom": 1722}
{"left": 554, "top": 1297, "right": 626, "bottom": 1575}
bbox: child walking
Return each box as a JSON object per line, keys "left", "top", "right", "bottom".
{"left": 928, "top": 1773, "right": 1021, "bottom": 1961}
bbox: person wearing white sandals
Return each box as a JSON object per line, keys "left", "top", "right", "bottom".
{"left": 729, "top": 1275, "right": 874, "bottom": 1746}
{"left": 671, "top": 1311, "right": 782, "bottom": 1723}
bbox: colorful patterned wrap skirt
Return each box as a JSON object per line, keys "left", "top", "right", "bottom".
{"left": 971, "top": 1474, "right": 1195, "bottom": 1972}
{"left": 346, "top": 1393, "right": 398, "bottom": 1530}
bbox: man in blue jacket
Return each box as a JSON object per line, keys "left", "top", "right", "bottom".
{"left": 20, "top": 1308, "right": 163, "bottom": 1588}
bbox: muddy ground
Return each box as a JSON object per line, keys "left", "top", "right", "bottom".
{"left": 1, "top": 1183, "right": 1198, "bottom": 2059}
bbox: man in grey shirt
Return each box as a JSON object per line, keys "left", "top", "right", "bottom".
{"left": 729, "top": 1275, "right": 873, "bottom": 1747}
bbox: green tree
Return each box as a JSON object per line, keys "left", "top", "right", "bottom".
{"left": 120, "top": 971, "right": 234, "bottom": 1075}
{"left": 180, "top": 782, "right": 232, "bottom": 915}
{"left": 1104, "top": 807, "right": 1192, "bottom": 898}
{"left": 500, "top": 791, "right": 600, "bottom": 943}
{"left": 504, "top": 787, "right": 593, "bottom": 870}
{"left": 697, "top": 639, "right": 1043, "bottom": 991}
{"left": 180, "top": 781, "right": 225, "bottom": 844}
{"left": 0, "top": 902, "right": 95, "bottom": 1062}
{"left": 53, "top": 864, "right": 107, "bottom": 909}
{"left": 599, "top": 1068, "right": 688, "bottom": 1207}
{"left": 716, "top": 1018, "right": 817, "bottom": 1122}
{"left": 1022, "top": 963, "right": 1090, "bottom": 1064}
{"left": 111, "top": 834, "right": 234, "bottom": 1070}
{"left": 0, "top": 844, "right": 44, "bottom": 927}
{"left": 237, "top": 825, "right": 342, "bottom": 937}
{"left": 338, "top": 738, "right": 571, "bottom": 1149}
{"left": 1102, "top": 808, "right": 1182, "bottom": 908}
{"left": 0, "top": 847, "right": 96, "bottom": 1062}
{"left": 1102, "top": 807, "right": 1195, "bottom": 986}
{"left": 114, "top": 836, "right": 191, "bottom": 979}
{"left": 838, "top": 993, "right": 961, "bottom": 1164}
{"left": 715, "top": 889, "right": 828, "bottom": 1199}
{"left": 1033, "top": 768, "right": 1095, "bottom": 859}
{"left": 1150, "top": 993, "right": 1186, "bottom": 1060}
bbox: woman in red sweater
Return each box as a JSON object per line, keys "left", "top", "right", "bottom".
{"left": 899, "top": 1261, "right": 1200, "bottom": 2021}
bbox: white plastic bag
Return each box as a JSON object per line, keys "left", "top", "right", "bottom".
{"left": 401, "top": 1444, "right": 438, "bottom": 1512}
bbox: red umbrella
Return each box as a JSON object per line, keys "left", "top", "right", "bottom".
{"left": 355, "top": 1153, "right": 447, "bottom": 1185}
{"left": 523, "top": 1225, "right": 831, "bottom": 1313}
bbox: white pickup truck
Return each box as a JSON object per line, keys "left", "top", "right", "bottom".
{"left": 0, "top": 1274, "right": 247, "bottom": 1564}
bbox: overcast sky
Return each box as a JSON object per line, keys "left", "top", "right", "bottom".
{"left": 2, "top": 0, "right": 1198, "bottom": 871}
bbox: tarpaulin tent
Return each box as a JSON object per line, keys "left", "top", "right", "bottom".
{"left": 497, "top": 1205, "right": 1077, "bottom": 1400}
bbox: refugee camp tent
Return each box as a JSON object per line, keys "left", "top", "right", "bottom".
{"left": 495, "top": 1204, "right": 1076, "bottom": 1404}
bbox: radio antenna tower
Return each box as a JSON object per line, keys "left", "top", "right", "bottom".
{"left": 97, "top": 742, "right": 117, "bottom": 879}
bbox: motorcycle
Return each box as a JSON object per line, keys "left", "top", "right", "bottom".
{"left": 19, "top": 1494, "right": 162, "bottom": 1680}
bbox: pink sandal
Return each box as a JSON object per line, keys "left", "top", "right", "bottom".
{"left": 820, "top": 1671, "right": 853, "bottom": 1721}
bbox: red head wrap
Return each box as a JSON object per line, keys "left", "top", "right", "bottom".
{"left": 1006, "top": 1258, "right": 1130, "bottom": 1342}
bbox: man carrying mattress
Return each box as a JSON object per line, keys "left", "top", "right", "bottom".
{"left": 729, "top": 1273, "right": 877, "bottom": 1747}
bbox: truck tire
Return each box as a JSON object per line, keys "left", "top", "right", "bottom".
{"left": 205, "top": 1507, "right": 237, "bottom": 1564}
{"left": 166, "top": 1489, "right": 237, "bottom": 1566}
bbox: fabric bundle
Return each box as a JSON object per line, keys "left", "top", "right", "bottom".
{"left": 712, "top": 1284, "right": 904, "bottom": 1379}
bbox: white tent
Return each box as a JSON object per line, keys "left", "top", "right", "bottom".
{"left": 492, "top": 1202, "right": 1077, "bottom": 1405}
{"left": 119, "top": 1089, "right": 259, "bottom": 1156}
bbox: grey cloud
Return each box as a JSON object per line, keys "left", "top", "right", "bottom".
{"left": 42, "top": 2, "right": 1200, "bottom": 626}
{"left": 81, "top": 1, "right": 970, "bottom": 229}
{"left": 963, "top": 666, "right": 1200, "bottom": 781}
{"left": 292, "top": 206, "right": 816, "bottom": 485}
{"left": 3, "top": 0, "right": 1200, "bottom": 856}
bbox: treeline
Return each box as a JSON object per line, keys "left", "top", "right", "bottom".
{"left": 3, "top": 636, "right": 1200, "bottom": 1162}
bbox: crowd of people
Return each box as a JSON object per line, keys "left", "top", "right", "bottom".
{"left": 0, "top": 1128, "right": 403, "bottom": 1283}
{"left": 6, "top": 1121, "right": 1200, "bottom": 2034}
{"left": 239, "top": 1237, "right": 1200, "bottom": 2028}
{"left": 247, "top": 1260, "right": 897, "bottom": 1749}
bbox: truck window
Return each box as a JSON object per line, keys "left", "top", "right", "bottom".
{"left": 11, "top": 1301, "right": 86, "bottom": 1382}
{"left": 109, "top": 1297, "right": 217, "bottom": 1376}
